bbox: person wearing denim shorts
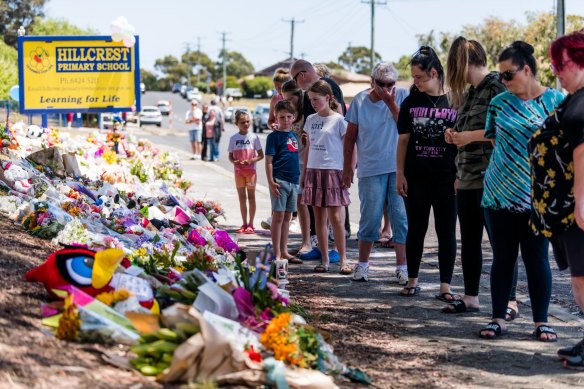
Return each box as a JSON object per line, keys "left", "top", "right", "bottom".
{"left": 342, "top": 62, "right": 409, "bottom": 283}
{"left": 185, "top": 101, "right": 202, "bottom": 160}
{"left": 265, "top": 101, "right": 301, "bottom": 262}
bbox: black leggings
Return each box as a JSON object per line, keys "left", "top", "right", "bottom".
{"left": 405, "top": 178, "right": 457, "bottom": 283}
{"left": 458, "top": 189, "right": 518, "bottom": 298}
{"left": 309, "top": 205, "right": 350, "bottom": 236}
{"left": 484, "top": 208, "right": 551, "bottom": 322}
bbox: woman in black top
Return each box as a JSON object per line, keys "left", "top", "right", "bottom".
{"left": 396, "top": 46, "right": 458, "bottom": 299}
{"left": 530, "top": 31, "right": 584, "bottom": 367}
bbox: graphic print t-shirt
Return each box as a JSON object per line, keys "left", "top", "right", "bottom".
{"left": 265, "top": 130, "right": 300, "bottom": 184}
{"left": 397, "top": 92, "right": 458, "bottom": 180}
{"left": 227, "top": 132, "right": 262, "bottom": 173}
{"left": 304, "top": 112, "right": 347, "bottom": 170}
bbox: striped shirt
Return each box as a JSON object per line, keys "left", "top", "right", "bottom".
{"left": 482, "top": 88, "right": 564, "bottom": 212}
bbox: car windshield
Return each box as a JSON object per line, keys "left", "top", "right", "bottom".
{"left": 262, "top": 107, "right": 269, "bottom": 114}
{"left": 157, "top": 102, "right": 169, "bottom": 106}
{"left": 143, "top": 108, "right": 158, "bottom": 113}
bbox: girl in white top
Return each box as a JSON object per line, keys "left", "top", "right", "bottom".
{"left": 301, "top": 80, "right": 351, "bottom": 274}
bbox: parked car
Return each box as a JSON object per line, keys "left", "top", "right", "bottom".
{"left": 225, "top": 88, "right": 243, "bottom": 100}
{"left": 139, "top": 106, "right": 162, "bottom": 127}
{"left": 157, "top": 100, "right": 172, "bottom": 115}
{"left": 171, "top": 83, "right": 182, "bottom": 93}
{"left": 186, "top": 87, "right": 202, "bottom": 102}
{"left": 179, "top": 84, "right": 188, "bottom": 97}
{"left": 253, "top": 104, "right": 270, "bottom": 133}
{"left": 226, "top": 106, "right": 251, "bottom": 123}
{"left": 140, "top": 82, "right": 145, "bottom": 94}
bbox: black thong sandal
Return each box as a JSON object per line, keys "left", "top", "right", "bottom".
{"left": 435, "top": 292, "right": 460, "bottom": 302}
{"left": 478, "top": 322, "right": 507, "bottom": 339}
{"left": 505, "top": 307, "right": 519, "bottom": 321}
{"left": 533, "top": 325, "right": 558, "bottom": 343}
{"left": 399, "top": 286, "right": 421, "bottom": 297}
{"left": 441, "top": 300, "right": 480, "bottom": 314}
{"left": 313, "top": 264, "right": 329, "bottom": 273}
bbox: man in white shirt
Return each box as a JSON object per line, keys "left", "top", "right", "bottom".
{"left": 185, "top": 100, "right": 203, "bottom": 160}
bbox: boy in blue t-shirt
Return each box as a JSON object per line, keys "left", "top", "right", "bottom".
{"left": 265, "top": 100, "right": 300, "bottom": 261}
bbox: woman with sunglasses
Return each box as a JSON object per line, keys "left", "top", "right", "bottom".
{"left": 478, "top": 41, "right": 564, "bottom": 341}
{"left": 396, "top": 46, "right": 459, "bottom": 299}
{"left": 529, "top": 31, "right": 584, "bottom": 367}
{"left": 442, "top": 37, "right": 520, "bottom": 317}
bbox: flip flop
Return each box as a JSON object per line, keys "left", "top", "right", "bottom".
{"left": 505, "top": 307, "right": 519, "bottom": 321}
{"left": 288, "top": 256, "right": 303, "bottom": 264}
{"left": 435, "top": 292, "right": 461, "bottom": 302}
{"left": 339, "top": 264, "right": 352, "bottom": 275}
{"left": 441, "top": 299, "right": 480, "bottom": 314}
{"left": 314, "top": 264, "right": 329, "bottom": 273}
{"left": 533, "top": 325, "right": 558, "bottom": 343}
{"left": 399, "top": 286, "right": 421, "bottom": 297}
{"left": 478, "top": 322, "right": 507, "bottom": 339}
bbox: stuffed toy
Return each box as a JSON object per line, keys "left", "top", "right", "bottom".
{"left": 0, "top": 161, "right": 33, "bottom": 194}
{"left": 26, "top": 247, "right": 159, "bottom": 313}
{"left": 26, "top": 124, "right": 44, "bottom": 138}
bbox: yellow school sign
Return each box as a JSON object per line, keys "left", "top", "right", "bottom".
{"left": 18, "top": 36, "right": 140, "bottom": 113}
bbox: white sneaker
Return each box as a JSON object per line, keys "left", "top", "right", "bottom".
{"left": 261, "top": 216, "right": 272, "bottom": 230}
{"left": 395, "top": 268, "right": 408, "bottom": 285}
{"left": 195, "top": 154, "right": 201, "bottom": 160}
{"left": 352, "top": 264, "right": 369, "bottom": 282}
{"left": 289, "top": 219, "right": 301, "bottom": 233}
{"left": 310, "top": 234, "right": 318, "bottom": 247}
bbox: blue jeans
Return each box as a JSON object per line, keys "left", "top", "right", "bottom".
{"left": 484, "top": 208, "right": 551, "bottom": 322}
{"left": 357, "top": 172, "right": 408, "bottom": 243}
{"left": 208, "top": 138, "right": 219, "bottom": 161}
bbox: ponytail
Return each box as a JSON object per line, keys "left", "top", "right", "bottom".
{"left": 410, "top": 45, "right": 445, "bottom": 92}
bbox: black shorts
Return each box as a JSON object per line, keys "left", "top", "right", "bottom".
{"left": 551, "top": 224, "right": 584, "bottom": 277}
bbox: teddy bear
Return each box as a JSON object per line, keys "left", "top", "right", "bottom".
{"left": 0, "top": 161, "right": 33, "bottom": 194}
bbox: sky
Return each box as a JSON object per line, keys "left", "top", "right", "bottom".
{"left": 44, "top": 0, "right": 584, "bottom": 74}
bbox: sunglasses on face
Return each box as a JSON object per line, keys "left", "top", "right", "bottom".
{"left": 292, "top": 70, "right": 306, "bottom": 82}
{"left": 374, "top": 79, "right": 396, "bottom": 88}
{"left": 499, "top": 68, "right": 521, "bottom": 82}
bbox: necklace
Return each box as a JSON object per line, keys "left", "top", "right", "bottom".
{"left": 425, "top": 93, "right": 442, "bottom": 108}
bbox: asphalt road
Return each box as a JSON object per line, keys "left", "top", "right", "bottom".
{"left": 140, "top": 91, "right": 362, "bottom": 232}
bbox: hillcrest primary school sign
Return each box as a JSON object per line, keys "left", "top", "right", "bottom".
{"left": 18, "top": 36, "right": 140, "bottom": 113}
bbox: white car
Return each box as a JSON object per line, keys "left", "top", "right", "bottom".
{"left": 139, "top": 106, "right": 162, "bottom": 127}
{"left": 157, "top": 100, "right": 172, "bottom": 115}
{"left": 140, "top": 82, "right": 145, "bottom": 94}
{"left": 186, "top": 88, "right": 202, "bottom": 102}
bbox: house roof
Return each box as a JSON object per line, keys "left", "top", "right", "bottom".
{"left": 255, "top": 59, "right": 295, "bottom": 77}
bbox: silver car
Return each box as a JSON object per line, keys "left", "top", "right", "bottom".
{"left": 139, "top": 106, "right": 162, "bottom": 127}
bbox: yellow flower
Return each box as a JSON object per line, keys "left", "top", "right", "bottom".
{"left": 550, "top": 136, "right": 558, "bottom": 145}
{"left": 542, "top": 230, "right": 552, "bottom": 238}
{"left": 537, "top": 143, "right": 548, "bottom": 157}
{"left": 549, "top": 180, "right": 556, "bottom": 188}
{"left": 534, "top": 198, "right": 547, "bottom": 215}
{"left": 565, "top": 172, "right": 573, "bottom": 180}
{"left": 546, "top": 169, "right": 556, "bottom": 178}
{"left": 538, "top": 158, "right": 545, "bottom": 167}
{"left": 56, "top": 294, "right": 80, "bottom": 341}
{"left": 567, "top": 162, "right": 574, "bottom": 173}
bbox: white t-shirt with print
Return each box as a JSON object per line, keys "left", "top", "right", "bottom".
{"left": 304, "top": 112, "right": 347, "bottom": 170}
{"left": 227, "top": 132, "right": 262, "bottom": 173}
{"left": 185, "top": 108, "right": 203, "bottom": 130}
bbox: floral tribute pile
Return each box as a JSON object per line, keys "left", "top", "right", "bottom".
{"left": 0, "top": 121, "right": 370, "bottom": 388}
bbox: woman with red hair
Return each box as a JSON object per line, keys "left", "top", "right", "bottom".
{"left": 529, "top": 30, "right": 584, "bottom": 369}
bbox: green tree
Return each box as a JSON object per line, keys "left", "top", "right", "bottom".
{"left": 29, "top": 17, "right": 98, "bottom": 36}
{"left": 181, "top": 50, "right": 214, "bottom": 85}
{"left": 322, "top": 61, "right": 345, "bottom": 71}
{"left": 338, "top": 45, "right": 381, "bottom": 74}
{"left": 394, "top": 55, "right": 411, "bottom": 81}
{"left": 0, "top": 41, "right": 18, "bottom": 99}
{"left": 140, "top": 68, "right": 158, "bottom": 91}
{"left": 154, "top": 55, "right": 189, "bottom": 85}
{"left": 0, "top": 0, "right": 46, "bottom": 48}
{"left": 214, "top": 50, "right": 254, "bottom": 80}
{"left": 242, "top": 76, "right": 272, "bottom": 98}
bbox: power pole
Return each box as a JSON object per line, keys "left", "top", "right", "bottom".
{"left": 196, "top": 36, "right": 202, "bottom": 83}
{"left": 348, "top": 42, "right": 353, "bottom": 72}
{"left": 282, "top": 18, "right": 304, "bottom": 60}
{"left": 184, "top": 43, "right": 191, "bottom": 86}
{"left": 556, "top": 0, "right": 565, "bottom": 90}
{"left": 220, "top": 31, "right": 230, "bottom": 98}
{"left": 362, "top": 0, "right": 387, "bottom": 74}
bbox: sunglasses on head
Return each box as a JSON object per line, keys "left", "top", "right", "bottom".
{"left": 499, "top": 68, "right": 521, "bottom": 82}
{"left": 374, "top": 79, "right": 396, "bottom": 88}
{"left": 293, "top": 70, "right": 306, "bottom": 82}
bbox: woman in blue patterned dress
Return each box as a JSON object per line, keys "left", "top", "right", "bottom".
{"left": 478, "top": 41, "right": 564, "bottom": 341}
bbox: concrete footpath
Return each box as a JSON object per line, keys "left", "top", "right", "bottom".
{"left": 164, "top": 139, "right": 584, "bottom": 388}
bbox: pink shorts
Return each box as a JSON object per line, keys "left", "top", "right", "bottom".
{"left": 235, "top": 170, "right": 257, "bottom": 189}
